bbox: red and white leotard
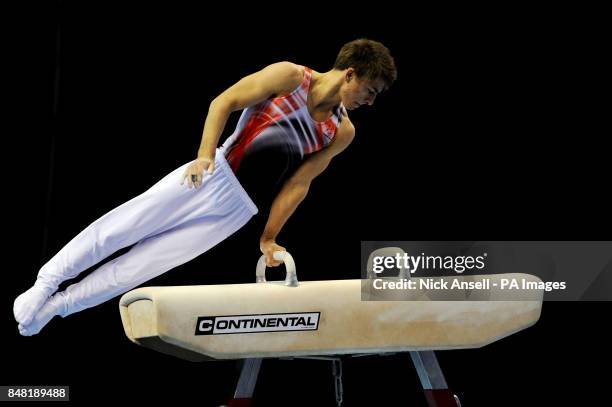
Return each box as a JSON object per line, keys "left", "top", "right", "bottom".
{"left": 220, "top": 66, "right": 347, "bottom": 209}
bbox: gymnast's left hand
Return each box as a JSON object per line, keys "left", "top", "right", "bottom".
{"left": 260, "top": 239, "right": 286, "bottom": 267}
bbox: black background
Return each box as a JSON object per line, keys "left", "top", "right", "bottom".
{"left": 3, "top": 2, "right": 609, "bottom": 406}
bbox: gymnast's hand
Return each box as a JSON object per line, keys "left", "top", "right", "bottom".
{"left": 260, "top": 239, "right": 286, "bottom": 267}
{"left": 180, "top": 156, "right": 215, "bottom": 189}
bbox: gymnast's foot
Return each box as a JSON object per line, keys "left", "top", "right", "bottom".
{"left": 18, "top": 293, "right": 67, "bottom": 336}
{"left": 13, "top": 283, "right": 55, "bottom": 326}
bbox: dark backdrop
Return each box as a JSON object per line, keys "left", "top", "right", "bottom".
{"left": 3, "top": 2, "right": 609, "bottom": 406}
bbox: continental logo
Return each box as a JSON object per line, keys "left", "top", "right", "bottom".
{"left": 195, "top": 312, "right": 320, "bottom": 335}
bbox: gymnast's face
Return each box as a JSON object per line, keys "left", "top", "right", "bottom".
{"left": 341, "top": 69, "right": 386, "bottom": 110}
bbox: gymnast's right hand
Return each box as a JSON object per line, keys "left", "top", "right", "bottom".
{"left": 180, "top": 157, "right": 216, "bottom": 189}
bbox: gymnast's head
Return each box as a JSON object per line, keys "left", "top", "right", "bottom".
{"left": 334, "top": 38, "right": 397, "bottom": 110}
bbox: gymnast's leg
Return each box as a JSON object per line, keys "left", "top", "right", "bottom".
{"left": 19, "top": 212, "right": 255, "bottom": 336}
{"left": 14, "top": 149, "right": 254, "bottom": 326}
{"left": 18, "top": 172, "right": 256, "bottom": 336}
{"left": 14, "top": 162, "right": 191, "bottom": 326}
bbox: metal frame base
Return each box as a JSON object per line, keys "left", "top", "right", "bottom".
{"left": 225, "top": 352, "right": 461, "bottom": 406}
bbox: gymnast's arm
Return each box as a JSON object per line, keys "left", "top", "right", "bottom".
{"left": 196, "top": 61, "right": 303, "bottom": 160}
{"left": 183, "top": 62, "right": 304, "bottom": 188}
{"left": 259, "top": 118, "right": 356, "bottom": 266}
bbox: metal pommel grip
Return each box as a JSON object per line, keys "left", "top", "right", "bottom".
{"left": 256, "top": 251, "right": 298, "bottom": 287}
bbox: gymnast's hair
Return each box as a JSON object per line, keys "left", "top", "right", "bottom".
{"left": 334, "top": 38, "right": 397, "bottom": 90}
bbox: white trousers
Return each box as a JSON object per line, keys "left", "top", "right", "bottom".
{"left": 36, "top": 148, "right": 258, "bottom": 316}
